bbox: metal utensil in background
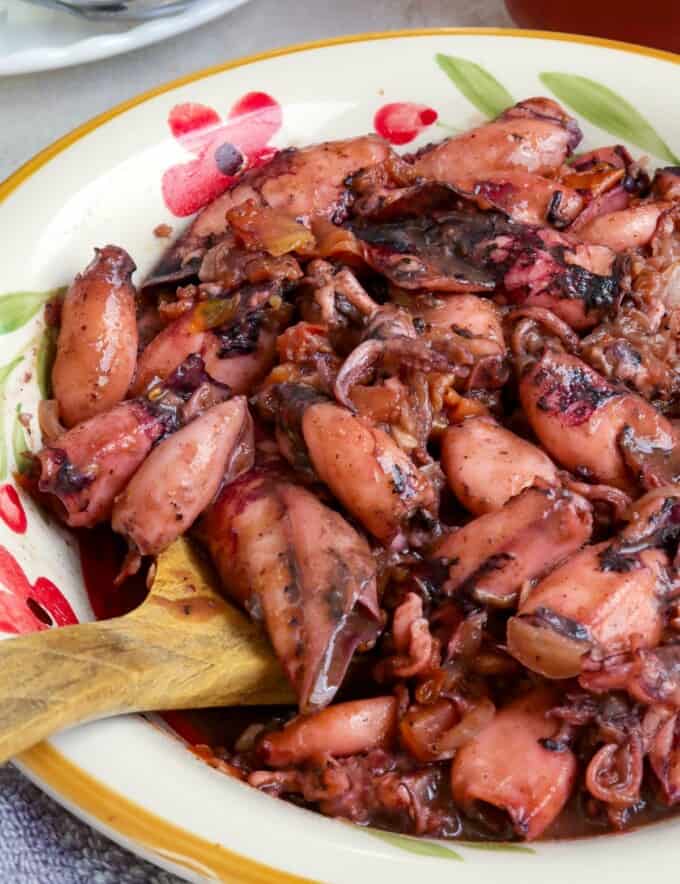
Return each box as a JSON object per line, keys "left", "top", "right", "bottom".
{"left": 20, "top": 0, "right": 198, "bottom": 20}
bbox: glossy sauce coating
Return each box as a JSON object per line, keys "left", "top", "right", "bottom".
{"left": 53, "top": 246, "right": 138, "bottom": 426}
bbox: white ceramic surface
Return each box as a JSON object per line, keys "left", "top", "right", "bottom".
{"left": 0, "top": 0, "right": 249, "bottom": 75}
{"left": 2, "top": 29, "right": 680, "bottom": 884}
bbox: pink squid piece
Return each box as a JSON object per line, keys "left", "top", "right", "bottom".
{"left": 441, "top": 416, "right": 558, "bottom": 515}
{"left": 301, "top": 401, "right": 437, "bottom": 547}
{"left": 203, "top": 470, "right": 382, "bottom": 711}
{"left": 112, "top": 398, "right": 254, "bottom": 557}
{"left": 258, "top": 697, "right": 398, "bottom": 767}
{"left": 131, "top": 291, "right": 281, "bottom": 397}
{"left": 147, "top": 135, "right": 391, "bottom": 286}
{"left": 451, "top": 688, "right": 577, "bottom": 840}
{"left": 573, "top": 201, "right": 673, "bottom": 252}
{"left": 520, "top": 350, "right": 679, "bottom": 492}
{"left": 412, "top": 97, "right": 581, "bottom": 182}
{"left": 433, "top": 484, "right": 592, "bottom": 608}
{"left": 508, "top": 543, "right": 667, "bottom": 680}
{"left": 36, "top": 400, "right": 164, "bottom": 528}
{"left": 53, "top": 246, "right": 138, "bottom": 427}
{"left": 454, "top": 169, "right": 584, "bottom": 227}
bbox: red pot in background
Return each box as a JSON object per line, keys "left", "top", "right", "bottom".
{"left": 506, "top": 1, "right": 680, "bottom": 55}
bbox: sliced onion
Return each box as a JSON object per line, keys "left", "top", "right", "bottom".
{"left": 507, "top": 616, "right": 589, "bottom": 679}
{"left": 38, "top": 399, "right": 66, "bottom": 444}
{"left": 436, "top": 698, "right": 496, "bottom": 753}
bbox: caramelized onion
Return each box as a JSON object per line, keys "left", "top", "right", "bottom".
{"left": 38, "top": 399, "right": 66, "bottom": 444}
{"left": 507, "top": 616, "right": 589, "bottom": 679}
{"left": 400, "top": 698, "right": 495, "bottom": 762}
{"left": 227, "top": 200, "right": 316, "bottom": 257}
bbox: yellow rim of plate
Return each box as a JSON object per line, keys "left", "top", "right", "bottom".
{"left": 3, "top": 25, "right": 679, "bottom": 884}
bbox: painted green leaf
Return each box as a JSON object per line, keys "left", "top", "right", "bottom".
{"left": 36, "top": 324, "right": 58, "bottom": 400}
{"left": 457, "top": 840, "right": 535, "bottom": 854}
{"left": 540, "top": 72, "right": 679, "bottom": 163}
{"left": 12, "top": 405, "right": 31, "bottom": 475}
{"left": 0, "top": 355, "right": 24, "bottom": 480}
{"left": 365, "top": 829, "right": 463, "bottom": 861}
{"left": 0, "top": 355, "right": 24, "bottom": 389}
{"left": 435, "top": 54, "right": 514, "bottom": 119}
{"left": 0, "top": 287, "right": 65, "bottom": 336}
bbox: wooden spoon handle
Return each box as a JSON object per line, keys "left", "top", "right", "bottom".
{"left": 0, "top": 612, "right": 291, "bottom": 764}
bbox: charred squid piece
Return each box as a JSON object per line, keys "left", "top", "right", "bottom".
{"left": 52, "top": 246, "right": 138, "bottom": 427}
{"left": 349, "top": 211, "right": 500, "bottom": 294}
{"left": 441, "top": 416, "right": 558, "bottom": 515}
{"left": 35, "top": 400, "right": 165, "bottom": 528}
{"left": 411, "top": 97, "right": 582, "bottom": 182}
{"left": 433, "top": 484, "right": 592, "bottom": 608}
{"left": 349, "top": 173, "right": 576, "bottom": 230}
{"left": 203, "top": 470, "right": 382, "bottom": 711}
{"left": 144, "top": 135, "right": 392, "bottom": 287}
{"left": 571, "top": 200, "right": 673, "bottom": 252}
{"left": 451, "top": 687, "right": 577, "bottom": 841}
{"left": 519, "top": 349, "right": 679, "bottom": 492}
{"left": 131, "top": 284, "right": 290, "bottom": 397}
{"left": 300, "top": 398, "right": 438, "bottom": 548}
{"left": 111, "top": 398, "right": 254, "bottom": 568}
{"left": 256, "top": 697, "right": 398, "bottom": 767}
{"left": 350, "top": 209, "right": 620, "bottom": 329}
{"left": 350, "top": 180, "right": 467, "bottom": 224}
{"left": 507, "top": 542, "right": 668, "bottom": 679}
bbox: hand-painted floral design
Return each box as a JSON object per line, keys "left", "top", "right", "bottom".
{"left": 374, "top": 102, "right": 438, "bottom": 145}
{"left": 0, "top": 544, "right": 76, "bottom": 634}
{"left": 161, "top": 92, "right": 283, "bottom": 217}
{"left": 0, "top": 484, "right": 27, "bottom": 535}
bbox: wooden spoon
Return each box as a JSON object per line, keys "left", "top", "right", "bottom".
{"left": 0, "top": 536, "right": 294, "bottom": 764}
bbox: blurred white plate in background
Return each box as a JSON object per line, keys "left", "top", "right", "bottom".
{"left": 0, "top": 0, "right": 249, "bottom": 75}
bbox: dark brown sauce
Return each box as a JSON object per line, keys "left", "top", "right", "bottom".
{"left": 78, "top": 528, "right": 680, "bottom": 842}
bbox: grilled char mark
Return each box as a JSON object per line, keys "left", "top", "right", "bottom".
{"left": 530, "top": 361, "right": 618, "bottom": 427}
{"left": 350, "top": 209, "right": 619, "bottom": 308}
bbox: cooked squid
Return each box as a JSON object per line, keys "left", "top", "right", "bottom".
{"left": 434, "top": 484, "right": 592, "bottom": 607}
{"left": 508, "top": 543, "right": 667, "bottom": 678}
{"left": 35, "top": 91, "right": 680, "bottom": 844}
{"left": 441, "top": 416, "right": 558, "bottom": 514}
{"left": 202, "top": 469, "right": 381, "bottom": 711}
{"left": 451, "top": 688, "right": 577, "bottom": 840}
{"left": 53, "top": 246, "right": 138, "bottom": 427}
{"left": 112, "top": 397, "right": 254, "bottom": 560}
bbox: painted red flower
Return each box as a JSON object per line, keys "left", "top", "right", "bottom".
{"left": 374, "top": 102, "right": 438, "bottom": 146}
{"left": 0, "top": 545, "right": 77, "bottom": 634}
{"left": 162, "top": 92, "right": 282, "bottom": 217}
{"left": 0, "top": 484, "right": 27, "bottom": 534}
